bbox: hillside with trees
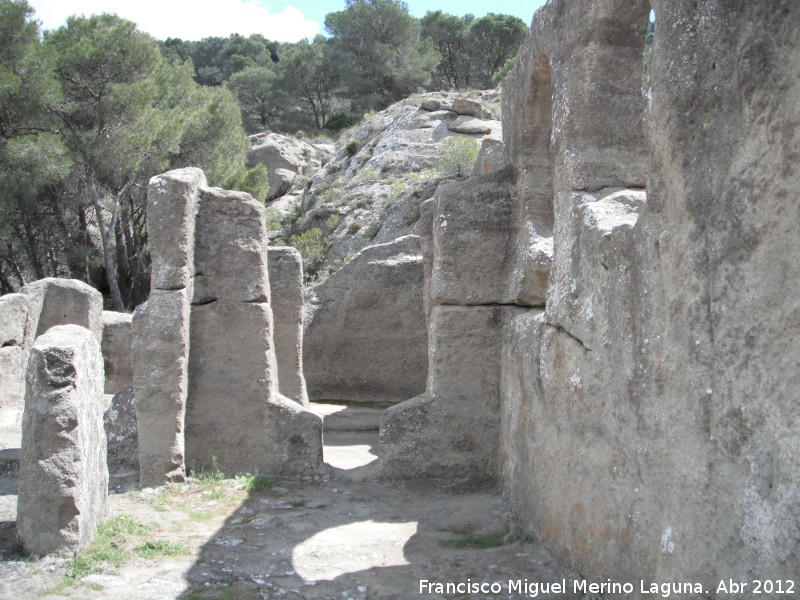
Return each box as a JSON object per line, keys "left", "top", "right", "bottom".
{"left": 0, "top": 0, "right": 528, "bottom": 309}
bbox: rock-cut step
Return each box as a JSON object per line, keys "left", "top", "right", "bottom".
{"left": 310, "top": 402, "right": 383, "bottom": 432}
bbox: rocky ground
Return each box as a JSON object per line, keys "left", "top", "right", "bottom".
{"left": 0, "top": 404, "right": 588, "bottom": 600}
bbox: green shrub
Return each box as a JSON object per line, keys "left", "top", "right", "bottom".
{"left": 345, "top": 140, "right": 360, "bottom": 156}
{"left": 434, "top": 137, "right": 480, "bottom": 179}
{"left": 325, "top": 113, "right": 357, "bottom": 132}
{"left": 325, "top": 214, "right": 342, "bottom": 230}
{"left": 348, "top": 221, "right": 362, "bottom": 233}
{"left": 492, "top": 57, "right": 516, "bottom": 87}
{"left": 366, "top": 220, "right": 382, "bottom": 239}
{"left": 289, "top": 228, "right": 326, "bottom": 264}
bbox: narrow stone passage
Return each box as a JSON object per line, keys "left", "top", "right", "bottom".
{"left": 0, "top": 408, "right": 583, "bottom": 600}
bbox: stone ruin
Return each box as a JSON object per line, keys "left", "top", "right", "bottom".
{"left": 133, "top": 168, "right": 321, "bottom": 486}
{"left": 2, "top": 169, "right": 321, "bottom": 554}
{"left": 383, "top": 0, "right": 798, "bottom": 587}
{"left": 1, "top": 0, "right": 797, "bottom": 584}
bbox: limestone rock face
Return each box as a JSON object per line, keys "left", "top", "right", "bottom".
{"left": 246, "top": 132, "right": 331, "bottom": 201}
{"left": 493, "top": 0, "right": 800, "bottom": 587}
{"left": 17, "top": 325, "right": 107, "bottom": 556}
{"left": 267, "top": 247, "right": 309, "bottom": 407}
{"left": 0, "top": 293, "right": 29, "bottom": 427}
{"left": 304, "top": 236, "right": 427, "bottom": 405}
{"left": 101, "top": 311, "right": 132, "bottom": 395}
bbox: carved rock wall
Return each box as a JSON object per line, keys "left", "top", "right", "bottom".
{"left": 133, "top": 168, "right": 322, "bottom": 483}
{"left": 500, "top": 0, "right": 799, "bottom": 587}
{"left": 382, "top": 0, "right": 799, "bottom": 588}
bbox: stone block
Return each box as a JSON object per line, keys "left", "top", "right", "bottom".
{"left": 304, "top": 236, "right": 427, "bottom": 405}
{"left": 131, "top": 289, "right": 190, "bottom": 485}
{"left": 21, "top": 278, "right": 103, "bottom": 346}
{"left": 267, "top": 247, "right": 308, "bottom": 407}
{"left": 101, "top": 311, "right": 132, "bottom": 395}
{"left": 104, "top": 384, "right": 138, "bottom": 479}
{"left": 380, "top": 305, "right": 517, "bottom": 480}
{"left": 193, "top": 188, "right": 269, "bottom": 305}
{"left": 187, "top": 300, "right": 322, "bottom": 475}
{"left": 17, "top": 325, "right": 107, "bottom": 556}
{"left": 147, "top": 168, "right": 206, "bottom": 291}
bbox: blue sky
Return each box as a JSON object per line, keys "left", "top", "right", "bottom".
{"left": 26, "top": 0, "right": 548, "bottom": 42}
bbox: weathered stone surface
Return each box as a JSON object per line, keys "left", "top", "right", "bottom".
{"left": 267, "top": 247, "right": 308, "bottom": 407}
{"left": 0, "top": 292, "right": 28, "bottom": 346}
{"left": 304, "top": 236, "right": 427, "bottom": 405}
{"left": 0, "top": 293, "right": 29, "bottom": 427}
{"left": 101, "top": 311, "right": 132, "bottom": 395}
{"left": 471, "top": 137, "right": 506, "bottom": 177}
{"left": 380, "top": 305, "right": 517, "bottom": 480}
{"left": 193, "top": 188, "right": 269, "bottom": 305}
{"left": 132, "top": 289, "right": 190, "bottom": 486}
{"left": 17, "top": 325, "right": 107, "bottom": 556}
{"left": 147, "top": 168, "right": 206, "bottom": 290}
{"left": 430, "top": 168, "right": 550, "bottom": 307}
{"left": 452, "top": 96, "right": 494, "bottom": 120}
{"left": 246, "top": 132, "right": 328, "bottom": 201}
{"left": 104, "top": 384, "right": 138, "bottom": 478}
{"left": 187, "top": 300, "right": 322, "bottom": 476}
{"left": 447, "top": 115, "right": 492, "bottom": 135}
{"left": 494, "top": 0, "right": 800, "bottom": 588}
{"left": 21, "top": 278, "right": 103, "bottom": 346}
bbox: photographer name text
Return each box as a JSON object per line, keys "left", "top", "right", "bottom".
{"left": 419, "top": 578, "right": 796, "bottom": 597}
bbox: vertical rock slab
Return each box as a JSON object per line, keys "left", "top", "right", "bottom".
{"left": 104, "top": 384, "right": 138, "bottom": 480}
{"left": 132, "top": 168, "right": 205, "bottom": 486}
{"left": 267, "top": 247, "right": 309, "bottom": 407}
{"left": 132, "top": 288, "right": 191, "bottom": 485}
{"left": 380, "top": 305, "right": 516, "bottom": 480}
{"left": 304, "top": 236, "right": 427, "bottom": 405}
{"left": 0, "top": 293, "right": 29, "bottom": 429}
{"left": 186, "top": 187, "right": 322, "bottom": 476}
{"left": 21, "top": 278, "right": 103, "bottom": 347}
{"left": 17, "top": 325, "right": 107, "bottom": 556}
{"left": 101, "top": 311, "right": 132, "bottom": 395}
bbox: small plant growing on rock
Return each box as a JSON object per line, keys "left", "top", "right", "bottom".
{"left": 348, "top": 220, "right": 362, "bottom": 233}
{"left": 366, "top": 220, "right": 382, "bottom": 239}
{"left": 434, "top": 137, "right": 480, "bottom": 179}
{"left": 346, "top": 140, "right": 360, "bottom": 156}
{"left": 325, "top": 214, "right": 342, "bottom": 231}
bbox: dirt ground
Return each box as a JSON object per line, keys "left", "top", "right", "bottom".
{"left": 0, "top": 404, "right": 587, "bottom": 600}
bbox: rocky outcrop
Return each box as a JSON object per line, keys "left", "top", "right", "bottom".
{"left": 246, "top": 132, "right": 332, "bottom": 201}
{"left": 17, "top": 325, "right": 107, "bottom": 556}
{"left": 21, "top": 278, "right": 103, "bottom": 347}
{"left": 382, "top": 0, "right": 800, "bottom": 591}
{"left": 304, "top": 236, "right": 427, "bottom": 405}
{"left": 281, "top": 91, "right": 501, "bottom": 279}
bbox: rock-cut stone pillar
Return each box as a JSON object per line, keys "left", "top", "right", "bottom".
{"left": 17, "top": 325, "right": 107, "bottom": 556}
{"left": 132, "top": 168, "right": 206, "bottom": 486}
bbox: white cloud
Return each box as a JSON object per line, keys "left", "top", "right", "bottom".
{"left": 27, "top": 0, "right": 320, "bottom": 42}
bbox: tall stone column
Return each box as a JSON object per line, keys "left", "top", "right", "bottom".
{"left": 17, "top": 325, "right": 107, "bottom": 556}
{"left": 132, "top": 168, "right": 205, "bottom": 486}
